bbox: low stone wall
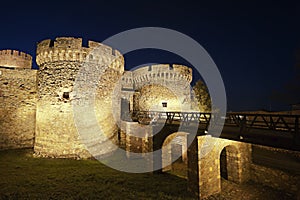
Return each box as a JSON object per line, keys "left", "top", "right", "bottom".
{"left": 120, "top": 121, "right": 153, "bottom": 157}
{"left": 188, "top": 136, "right": 252, "bottom": 199}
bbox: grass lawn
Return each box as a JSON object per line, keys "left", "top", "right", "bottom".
{"left": 0, "top": 149, "right": 194, "bottom": 199}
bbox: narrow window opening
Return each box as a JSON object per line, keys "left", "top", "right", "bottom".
{"left": 63, "top": 92, "right": 70, "bottom": 99}
{"left": 220, "top": 148, "right": 228, "bottom": 180}
{"left": 49, "top": 40, "right": 55, "bottom": 47}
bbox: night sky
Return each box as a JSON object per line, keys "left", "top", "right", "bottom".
{"left": 1, "top": 0, "right": 299, "bottom": 111}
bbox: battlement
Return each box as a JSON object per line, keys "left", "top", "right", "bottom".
{"left": 36, "top": 37, "right": 124, "bottom": 72}
{"left": 132, "top": 64, "right": 192, "bottom": 84}
{"left": 121, "top": 71, "right": 134, "bottom": 89}
{"left": 0, "top": 50, "right": 32, "bottom": 69}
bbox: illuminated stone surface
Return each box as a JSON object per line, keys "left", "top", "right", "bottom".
{"left": 188, "top": 135, "right": 251, "bottom": 199}
{"left": 120, "top": 64, "right": 193, "bottom": 112}
{"left": 0, "top": 50, "right": 36, "bottom": 149}
{"left": 0, "top": 50, "right": 32, "bottom": 69}
{"left": 35, "top": 37, "right": 124, "bottom": 158}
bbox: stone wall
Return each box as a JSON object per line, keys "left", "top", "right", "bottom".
{"left": 121, "top": 71, "right": 134, "bottom": 90}
{"left": 35, "top": 37, "right": 124, "bottom": 158}
{"left": 120, "top": 121, "right": 153, "bottom": 157}
{"left": 136, "top": 84, "right": 182, "bottom": 111}
{"left": 0, "top": 67, "right": 37, "bottom": 149}
{"left": 188, "top": 136, "right": 300, "bottom": 199}
{"left": 162, "top": 132, "right": 188, "bottom": 172}
{"left": 0, "top": 50, "right": 32, "bottom": 69}
{"left": 188, "top": 135, "right": 252, "bottom": 199}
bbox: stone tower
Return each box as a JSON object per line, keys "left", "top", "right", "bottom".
{"left": 0, "top": 50, "right": 37, "bottom": 149}
{"left": 35, "top": 37, "right": 124, "bottom": 158}
{"left": 121, "top": 64, "right": 193, "bottom": 113}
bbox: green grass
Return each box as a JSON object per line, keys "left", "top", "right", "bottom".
{"left": 0, "top": 149, "right": 194, "bottom": 199}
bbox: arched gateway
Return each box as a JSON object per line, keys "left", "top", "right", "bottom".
{"left": 188, "top": 135, "right": 251, "bottom": 199}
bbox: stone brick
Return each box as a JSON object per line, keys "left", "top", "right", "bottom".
{"left": 34, "top": 37, "right": 124, "bottom": 159}
{"left": 0, "top": 51, "right": 36, "bottom": 149}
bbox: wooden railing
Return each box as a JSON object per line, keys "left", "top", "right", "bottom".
{"left": 131, "top": 111, "right": 212, "bottom": 125}
{"left": 225, "top": 112, "right": 299, "bottom": 133}
{"left": 129, "top": 110, "right": 298, "bottom": 136}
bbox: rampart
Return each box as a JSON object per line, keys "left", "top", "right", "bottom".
{"left": 0, "top": 50, "right": 32, "bottom": 69}
{"left": 36, "top": 37, "right": 123, "bottom": 72}
{"left": 0, "top": 50, "right": 36, "bottom": 149}
{"left": 131, "top": 64, "right": 192, "bottom": 90}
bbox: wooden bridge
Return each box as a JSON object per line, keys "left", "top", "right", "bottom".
{"left": 127, "top": 111, "right": 300, "bottom": 151}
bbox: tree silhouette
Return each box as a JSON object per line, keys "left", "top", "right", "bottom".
{"left": 192, "top": 80, "right": 211, "bottom": 112}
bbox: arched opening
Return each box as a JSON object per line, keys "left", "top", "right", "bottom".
{"left": 219, "top": 145, "right": 241, "bottom": 185}
{"left": 162, "top": 132, "right": 188, "bottom": 178}
{"left": 220, "top": 148, "right": 228, "bottom": 180}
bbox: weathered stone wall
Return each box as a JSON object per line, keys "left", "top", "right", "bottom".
{"left": 0, "top": 67, "right": 37, "bottom": 149}
{"left": 162, "top": 132, "right": 188, "bottom": 172}
{"left": 188, "top": 135, "right": 252, "bottom": 199}
{"left": 35, "top": 37, "right": 124, "bottom": 158}
{"left": 120, "top": 121, "right": 153, "bottom": 157}
{"left": 120, "top": 71, "right": 135, "bottom": 118}
{"left": 137, "top": 84, "right": 181, "bottom": 111}
{"left": 121, "top": 71, "right": 134, "bottom": 90}
{"left": 188, "top": 136, "right": 300, "bottom": 199}
{"left": 0, "top": 50, "right": 32, "bottom": 69}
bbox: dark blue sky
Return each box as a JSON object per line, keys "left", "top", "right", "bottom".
{"left": 1, "top": 0, "right": 299, "bottom": 111}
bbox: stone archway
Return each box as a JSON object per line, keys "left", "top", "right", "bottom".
{"left": 188, "top": 135, "right": 251, "bottom": 199}
{"left": 219, "top": 145, "right": 241, "bottom": 183}
{"left": 162, "top": 132, "right": 188, "bottom": 175}
{"left": 220, "top": 147, "right": 228, "bottom": 180}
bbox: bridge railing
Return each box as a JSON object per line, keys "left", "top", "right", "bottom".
{"left": 225, "top": 112, "right": 300, "bottom": 133}
{"left": 225, "top": 112, "right": 300, "bottom": 147}
{"left": 130, "top": 111, "right": 299, "bottom": 132}
{"left": 127, "top": 110, "right": 300, "bottom": 147}
{"left": 131, "top": 111, "right": 213, "bottom": 125}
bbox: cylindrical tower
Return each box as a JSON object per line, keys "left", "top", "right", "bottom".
{"left": 0, "top": 49, "right": 32, "bottom": 69}
{"left": 35, "top": 37, "right": 124, "bottom": 158}
{"left": 129, "top": 64, "right": 193, "bottom": 112}
{"left": 0, "top": 50, "right": 36, "bottom": 149}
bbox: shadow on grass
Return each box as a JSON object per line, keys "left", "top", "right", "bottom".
{"left": 0, "top": 149, "right": 195, "bottom": 199}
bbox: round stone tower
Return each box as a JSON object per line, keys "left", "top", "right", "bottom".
{"left": 0, "top": 49, "right": 32, "bottom": 69}
{"left": 35, "top": 37, "right": 124, "bottom": 158}
{"left": 0, "top": 50, "right": 36, "bottom": 149}
{"left": 121, "top": 64, "right": 193, "bottom": 112}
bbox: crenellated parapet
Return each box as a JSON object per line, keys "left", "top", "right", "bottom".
{"left": 121, "top": 71, "right": 134, "bottom": 90}
{"left": 120, "top": 64, "right": 193, "bottom": 112}
{"left": 36, "top": 37, "right": 124, "bottom": 73}
{"left": 131, "top": 64, "right": 192, "bottom": 90}
{"left": 0, "top": 50, "right": 32, "bottom": 69}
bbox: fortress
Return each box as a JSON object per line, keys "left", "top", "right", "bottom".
{"left": 1, "top": 37, "right": 299, "bottom": 199}
{"left": 0, "top": 37, "right": 193, "bottom": 158}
